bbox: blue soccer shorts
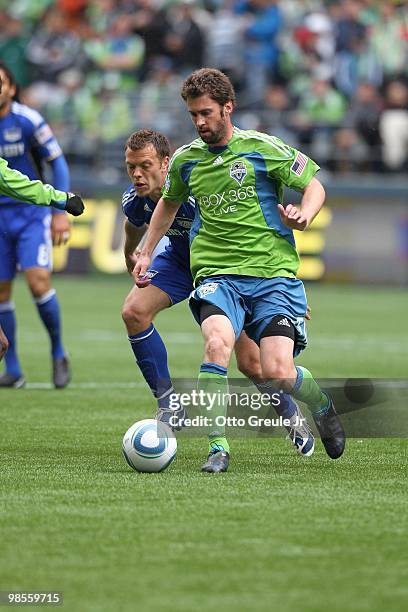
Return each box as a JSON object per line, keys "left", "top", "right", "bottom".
{"left": 148, "top": 249, "right": 193, "bottom": 305}
{"left": 0, "top": 206, "right": 52, "bottom": 280}
{"left": 189, "top": 275, "right": 308, "bottom": 355}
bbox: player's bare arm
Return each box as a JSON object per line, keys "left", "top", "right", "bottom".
{"left": 51, "top": 213, "right": 71, "bottom": 246}
{"left": 133, "top": 197, "right": 180, "bottom": 281}
{"left": 124, "top": 220, "right": 147, "bottom": 274}
{"left": 277, "top": 177, "right": 325, "bottom": 231}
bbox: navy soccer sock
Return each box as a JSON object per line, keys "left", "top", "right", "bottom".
{"left": 254, "top": 380, "right": 297, "bottom": 420}
{"left": 34, "top": 289, "right": 65, "bottom": 360}
{"left": 128, "top": 324, "right": 173, "bottom": 407}
{"left": 0, "top": 301, "right": 22, "bottom": 377}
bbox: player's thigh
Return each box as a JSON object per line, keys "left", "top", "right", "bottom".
{"left": 201, "top": 313, "right": 235, "bottom": 346}
{"left": 17, "top": 213, "right": 53, "bottom": 275}
{"left": 122, "top": 283, "right": 171, "bottom": 322}
{"left": 234, "top": 331, "right": 262, "bottom": 379}
{"left": 189, "top": 277, "right": 246, "bottom": 340}
{"left": 24, "top": 267, "right": 52, "bottom": 297}
{"left": 259, "top": 335, "right": 297, "bottom": 382}
{"left": 201, "top": 313, "right": 236, "bottom": 367}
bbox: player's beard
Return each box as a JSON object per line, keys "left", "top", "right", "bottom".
{"left": 198, "top": 111, "right": 228, "bottom": 145}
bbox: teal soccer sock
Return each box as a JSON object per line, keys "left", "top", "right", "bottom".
{"left": 292, "top": 366, "right": 329, "bottom": 415}
{"left": 198, "top": 363, "right": 230, "bottom": 454}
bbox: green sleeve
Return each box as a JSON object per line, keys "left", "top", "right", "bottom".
{"left": 262, "top": 136, "right": 320, "bottom": 191}
{"left": 161, "top": 151, "right": 190, "bottom": 203}
{"left": 0, "top": 158, "right": 67, "bottom": 208}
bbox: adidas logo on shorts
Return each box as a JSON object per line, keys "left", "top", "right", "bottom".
{"left": 277, "top": 317, "right": 291, "bottom": 327}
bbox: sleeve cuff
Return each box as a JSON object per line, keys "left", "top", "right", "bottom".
{"left": 52, "top": 197, "right": 67, "bottom": 211}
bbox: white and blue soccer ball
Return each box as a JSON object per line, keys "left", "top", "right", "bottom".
{"left": 122, "top": 419, "right": 177, "bottom": 473}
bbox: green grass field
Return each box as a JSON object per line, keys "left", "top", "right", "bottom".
{"left": 1, "top": 276, "right": 407, "bottom": 612}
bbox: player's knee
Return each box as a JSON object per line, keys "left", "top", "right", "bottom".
{"left": 237, "top": 355, "right": 263, "bottom": 379}
{"left": 27, "top": 276, "right": 51, "bottom": 298}
{"left": 121, "top": 298, "right": 151, "bottom": 331}
{"left": 205, "top": 334, "right": 232, "bottom": 364}
{"left": 262, "top": 359, "right": 295, "bottom": 383}
{"left": 0, "top": 284, "right": 12, "bottom": 303}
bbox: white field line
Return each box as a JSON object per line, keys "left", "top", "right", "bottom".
{"left": 25, "top": 381, "right": 146, "bottom": 389}
{"left": 17, "top": 330, "right": 408, "bottom": 352}
{"left": 24, "top": 380, "right": 408, "bottom": 390}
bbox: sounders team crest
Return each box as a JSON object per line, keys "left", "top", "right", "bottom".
{"left": 229, "top": 161, "right": 247, "bottom": 186}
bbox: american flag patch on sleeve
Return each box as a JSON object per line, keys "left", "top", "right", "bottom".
{"left": 290, "top": 152, "right": 308, "bottom": 176}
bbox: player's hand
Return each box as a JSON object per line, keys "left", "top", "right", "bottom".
{"left": 125, "top": 248, "right": 141, "bottom": 275}
{"left": 277, "top": 203, "right": 308, "bottom": 231}
{"left": 51, "top": 213, "right": 71, "bottom": 246}
{"left": 132, "top": 253, "right": 152, "bottom": 288}
{"left": 65, "top": 193, "right": 85, "bottom": 216}
{"left": 0, "top": 325, "right": 9, "bottom": 361}
{"left": 305, "top": 304, "right": 311, "bottom": 321}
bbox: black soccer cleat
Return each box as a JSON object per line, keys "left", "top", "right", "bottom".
{"left": 313, "top": 398, "right": 346, "bottom": 459}
{"left": 201, "top": 449, "right": 230, "bottom": 473}
{"left": 53, "top": 356, "right": 71, "bottom": 389}
{"left": 0, "top": 373, "right": 26, "bottom": 388}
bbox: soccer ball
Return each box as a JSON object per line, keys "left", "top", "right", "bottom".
{"left": 122, "top": 419, "right": 177, "bottom": 473}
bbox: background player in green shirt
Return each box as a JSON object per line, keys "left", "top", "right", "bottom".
{"left": 135, "top": 68, "right": 345, "bottom": 473}
{"left": 0, "top": 157, "right": 84, "bottom": 214}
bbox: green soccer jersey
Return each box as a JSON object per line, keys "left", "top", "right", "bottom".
{"left": 162, "top": 127, "right": 319, "bottom": 285}
{"left": 0, "top": 157, "right": 67, "bottom": 209}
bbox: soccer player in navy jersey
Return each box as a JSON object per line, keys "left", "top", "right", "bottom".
{"left": 0, "top": 63, "right": 72, "bottom": 388}
{"left": 121, "top": 129, "right": 315, "bottom": 457}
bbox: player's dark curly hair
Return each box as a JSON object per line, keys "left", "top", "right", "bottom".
{"left": 0, "top": 62, "right": 20, "bottom": 101}
{"left": 181, "top": 68, "right": 236, "bottom": 107}
{"left": 125, "top": 129, "right": 170, "bottom": 159}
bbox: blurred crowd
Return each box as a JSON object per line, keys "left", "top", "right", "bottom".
{"left": 1, "top": 0, "right": 407, "bottom": 173}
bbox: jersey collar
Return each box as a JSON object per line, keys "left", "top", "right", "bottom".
{"left": 207, "top": 126, "right": 238, "bottom": 154}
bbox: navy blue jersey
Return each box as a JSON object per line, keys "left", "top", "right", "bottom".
{"left": 121, "top": 185, "right": 194, "bottom": 267}
{"left": 0, "top": 101, "right": 63, "bottom": 209}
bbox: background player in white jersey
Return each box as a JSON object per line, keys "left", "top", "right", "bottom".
{"left": 122, "top": 129, "right": 315, "bottom": 456}
{"left": 0, "top": 63, "right": 72, "bottom": 388}
{"left": 135, "top": 68, "right": 345, "bottom": 472}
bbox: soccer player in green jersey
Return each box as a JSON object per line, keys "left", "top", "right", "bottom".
{"left": 122, "top": 129, "right": 315, "bottom": 457}
{"left": 135, "top": 68, "right": 345, "bottom": 472}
